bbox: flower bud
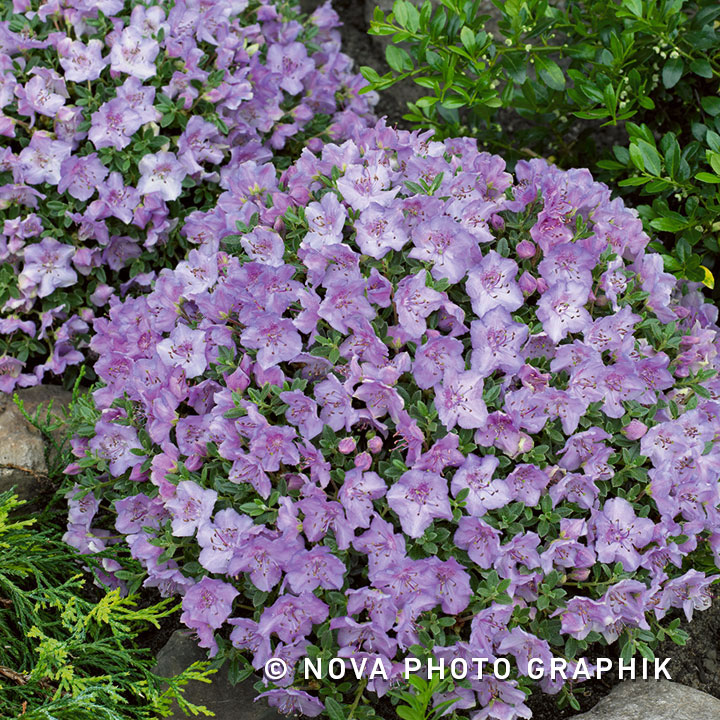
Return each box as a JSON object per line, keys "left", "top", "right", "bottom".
{"left": 354, "top": 452, "right": 372, "bottom": 470}
{"left": 368, "top": 436, "right": 383, "bottom": 454}
{"left": 516, "top": 239, "right": 536, "bottom": 259}
{"left": 338, "top": 437, "right": 356, "bottom": 454}
{"left": 536, "top": 277, "right": 549, "bottom": 294}
{"left": 491, "top": 214, "right": 505, "bottom": 230}
{"left": 569, "top": 568, "right": 591, "bottom": 582}
{"left": 518, "top": 270, "right": 537, "bottom": 296}
{"left": 623, "top": 419, "right": 648, "bottom": 440}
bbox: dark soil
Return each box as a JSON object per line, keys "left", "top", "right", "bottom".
{"left": 300, "top": 0, "right": 418, "bottom": 129}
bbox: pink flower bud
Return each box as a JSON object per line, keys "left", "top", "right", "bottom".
{"left": 536, "top": 277, "right": 549, "bottom": 294}
{"left": 516, "top": 240, "right": 536, "bottom": 259}
{"left": 491, "top": 214, "right": 505, "bottom": 230}
{"left": 518, "top": 270, "right": 537, "bottom": 295}
{"left": 338, "top": 437, "right": 356, "bottom": 454}
{"left": 624, "top": 419, "right": 648, "bottom": 440}
{"left": 569, "top": 568, "right": 591, "bottom": 582}
{"left": 354, "top": 452, "right": 372, "bottom": 470}
{"left": 368, "top": 436, "right": 383, "bottom": 454}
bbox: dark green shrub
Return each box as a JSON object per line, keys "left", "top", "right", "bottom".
{"left": 362, "top": 0, "right": 720, "bottom": 292}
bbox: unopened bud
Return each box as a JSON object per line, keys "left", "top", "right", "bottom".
{"left": 624, "top": 419, "right": 648, "bottom": 440}
{"left": 338, "top": 437, "right": 356, "bottom": 454}
{"left": 368, "top": 436, "right": 383, "bottom": 454}
{"left": 517, "top": 239, "right": 536, "bottom": 258}
{"left": 354, "top": 452, "right": 372, "bottom": 470}
{"left": 518, "top": 270, "right": 537, "bottom": 295}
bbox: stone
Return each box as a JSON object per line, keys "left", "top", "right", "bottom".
{"left": 153, "top": 630, "right": 284, "bottom": 720}
{"left": 0, "top": 395, "right": 48, "bottom": 502}
{"left": 574, "top": 680, "right": 720, "bottom": 719}
{"left": 15, "top": 385, "right": 74, "bottom": 451}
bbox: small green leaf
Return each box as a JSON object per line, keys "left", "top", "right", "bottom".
{"left": 662, "top": 58, "right": 684, "bottom": 88}
{"left": 695, "top": 171, "right": 720, "bottom": 182}
{"left": 650, "top": 217, "right": 686, "bottom": 232}
{"left": 622, "top": 0, "right": 643, "bottom": 16}
{"left": 701, "top": 96, "right": 720, "bottom": 116}
{"left": 393, "top": 0, "right": 409, "bottom": 27}
{"left": 386, "top": 45, "right": 413, "bottom": 72}
{"left": 690, "top": 59, "right": 713, "bottom": 78}
{"left": 460, "top": 26, "right": 475, "bottom": 53}
{"left": 325, "top": 697, "right": 346, "bottom": 720}
{"left": 535, "top": 55, "right": 566, "bottom": 91}
{"left": 636, "top": 140, "right": 662, "bottom": 176}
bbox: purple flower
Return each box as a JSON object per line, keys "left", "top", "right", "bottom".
{"left": 18, "top": 132, "right": 71, "bottom": 186}
{"left": 197, "top": 508, "right": 254, "bottom": 574}
{"left": 386, "top": 469, "right": 452, "bottom": 538}
{"left": 279, "top": 390, "right": 323, "bottom": 439}
{"left": 255, "top": 689, "right": 324, "bottom": 718}
{"left": 454, "top": 516, "right": 501, "bottom": 568}
{"left": 19, "top": 236, "right": 76, "bottom": 298}
{"left": 137, "top": 151, "right": 187, "bottom": 201}
{"left": 241, "top": 312, "right": 302, "bottom": 369}
{"left": 110, "top": 26, "right": 159, "bottom": 80}
{"left": 57, "top": 38, "right": 106, "bottom": 82}
{"left": 394, "top": 270, "right": 446, "bottom": 338}
{"left": 451, "top": 453, "right": 511, "bottom": 515}
{"left": 157, "top": 325, "right": 208, "bottom": 379}
{"left": 355, "top": 202, "right": 407, "bottom": 258}
{"left": 412, "top": 334, "right": 465, "bottom": 389}
{"left": 249, "top": 425, "right": 300, "bottom": 472}
{"left": 259, "top": 592, "right": 329, "bottom": 643}
{"left": 89, "top": 98, "right": 143, "bottom": 150}
{"left": 318, "top": 278, "right": 376, "bottom": 333}
{"left": 560, "top": 596, "right": 614, "bottom": 640}
{"left": 228, "top": 535, "right": 289, "bottom": 592}
{"left": 314, "top": 374, "right": 359, "bottom": 431}
{"left": 58, "top": 153, "right": 108, "bottom": 201}
{"left": 536, "top": 281, "right": 592, "bottom": 343}
{"left": 465, "top": 250, "right": 523, "bottom": 317}
{"left": 165, "top": 480, "right": 217, "bottom": 537}
{"left": 89, "top": 419, "right": 145, "bottom": 477}
{"left": 436, "top": 368, "right": 488, "bottom": 431}
{"left": 659, "top": 570, "right": 717, "bottom": 622}
{"left": 115, "top": 76, "right": 161, "bottom": 124}
{"left": 181, "top": 576, "right": 238, "bottom": 630}
{"left": 286, "top": 546, "right": 347, "bottom": 593}
{"left": 425, "top": 556, "right": 472, "bottom": 614}
{"left": 505, "top": 464, "right": 549, "bottom": 507}
{"left": 17, "top": 68, "right": 68, "bottom": 120}
{"left": 338, "top": 468, "right": 386, "bottom": 529}
{"left": 267, "top": 42, "right": 314, "bottom": 95}
{"left": 408, "top": 216, "right": 477, "bottom": 283}
{"left": 87, "top": 172, "right": 140, "bottom": 225}
{"left": 470, "top": 308, "right": 528, "bottom": 377}
{"left": 591, "top": 497, "right": 654, "bottom": 572}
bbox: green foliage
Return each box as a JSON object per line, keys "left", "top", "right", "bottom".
{"left": 0, "top": 489, "right": 215, "bottom": 719}
{"left": 388, "top": 672, "right": 460, "bottom": 720}
{"left": 362, "top": 0, "right": 720, "bottom": 291}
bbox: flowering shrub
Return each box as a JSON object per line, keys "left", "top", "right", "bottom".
{"left": 66, "top": 120, "right": 720, "bottom": 719}
{"left": 0, "top": 0, "right": 375, "bottom": 391}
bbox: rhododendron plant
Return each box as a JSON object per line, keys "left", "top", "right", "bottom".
{"left": 64, "top": 119, "right": 720, "bottom": 720}
{"left": 0, "top": 0, "right": 375, "bottom": 390}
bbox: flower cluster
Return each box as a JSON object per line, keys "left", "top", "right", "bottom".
{"left": 66, "top": 120, "right": 720, "bottom": 719}
{"left": 0, "top": 0, "right": 375, "bottom": 391}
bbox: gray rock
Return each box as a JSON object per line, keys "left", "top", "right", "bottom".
{"left": 0, "top": 395, "right": 47, "bottom": 502}
{"left": 575, "top": 680, "right": 720, "bottom": 719}
{"left": 153, "top": 631, "right": 284, "bottom": 720}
